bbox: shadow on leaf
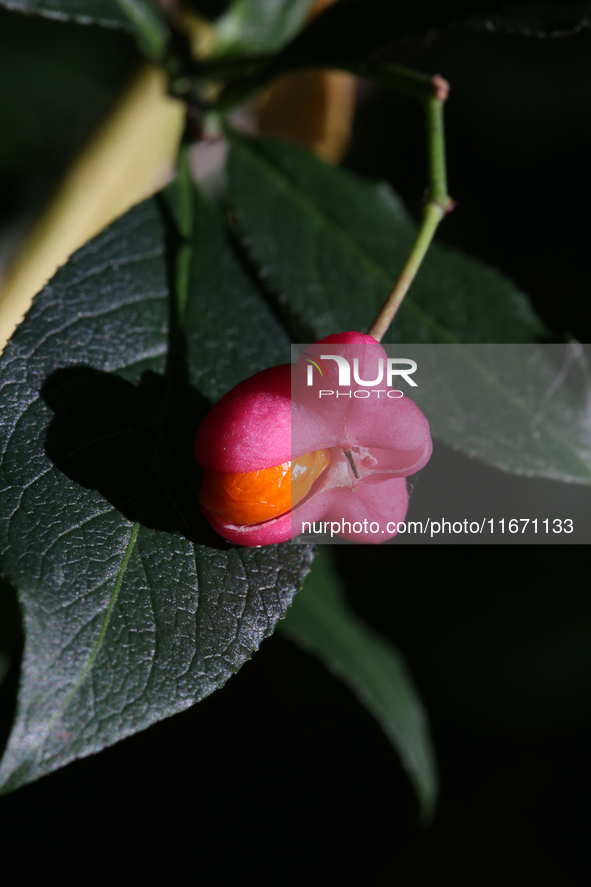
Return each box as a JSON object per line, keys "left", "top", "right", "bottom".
{"left": 41, "top": 365, "right": 227, "bottom": 547}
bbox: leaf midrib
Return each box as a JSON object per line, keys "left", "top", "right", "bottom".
{"left": 29, "top": 520, "right": 140, "bottom": 769}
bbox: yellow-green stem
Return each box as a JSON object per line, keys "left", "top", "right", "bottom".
{"left": 367, "top": 74, "right": 452, "bottom": 341}
{"left": 368, "top": 201, "right": 445, "bottom": 342}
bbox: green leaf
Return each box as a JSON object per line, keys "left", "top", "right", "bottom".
{"left": 268, "top": 0, "right": 476, "bottom": 70}
{"left": 0, "top": 0, "right": 169, "bottom": 58}
{"left": 280, "top": 548, "right": 438, "bottom": 822}
{"left": 464, "top": 1, "right": 591, "bottom": 37}
{"left": 226, "top": 135, "right": 591, "bottom": 485}
{"left": 0, "top": 0, "right": 130, "bottom": 27}
{"left": 228, "top": 134, "right": 547, "bottom": 345}
{"left": 213, "top": 0, "right": 313, "bottom": 56}
{"left": 0, "top": 186, "right": 314, "bottom": 793}
{"left": 259, "top": 1, "right": 591, "bottom": 78}
{"left": 409, "top": 342, "right": 591, "bottom": 485}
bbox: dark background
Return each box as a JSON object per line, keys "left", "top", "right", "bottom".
{"left": 1, "top": 9, "right": 590, "bottom": 883}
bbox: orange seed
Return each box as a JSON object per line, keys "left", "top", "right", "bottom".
{"left": 200, "top": 449, "right": 331, "bottom": 525}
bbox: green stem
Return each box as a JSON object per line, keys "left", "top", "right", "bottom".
{"left": 346, "top": 61, "right": 444, "bottom": 104}
{"left": 425, "top": 91, "right": 449, "bottom": 209}
{"left": 368, "top": 74, "right": 452, "bottom": 342}
{"left": 173, "top": 142, "right": 194, "bottom": 323}
{"left": 368, "top": 203, "right": 445, "bottom": 342}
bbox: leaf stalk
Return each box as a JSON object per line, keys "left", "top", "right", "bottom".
{"left": 368, "top": 73, "right": 453, "bottom": 341}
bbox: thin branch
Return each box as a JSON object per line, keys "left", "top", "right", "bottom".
{"left": 367, "top": 70, "right": 453, "bottom": 342}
